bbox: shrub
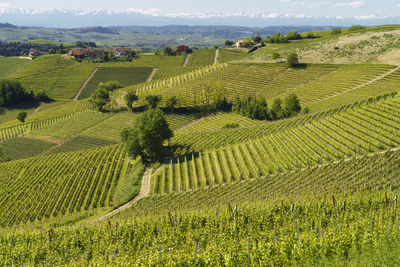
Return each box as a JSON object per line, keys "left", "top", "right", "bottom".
{"left": 145, "top": 95, "right": 161, "bottom": 109}
{"left": 287, "top": 53, "right": 299, "bottom": 67}
{"left": 271, "top": 52, "right": 281, "bottom": 60}
{"left": 125, "top": 91, "right": 138, "bottom": 111}
{"left": 223, "top": 123, "right": 239, "bottom": 129}
{"left": 17, "top": 111, "right": 27, "bottom": 122}
{"left": 331, "top": 28, "right": 342, "bottom": 35}
{"left": 348, "top": 25, "right": 366, "bottom": 31}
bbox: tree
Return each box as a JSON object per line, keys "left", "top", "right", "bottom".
{"left": 270, "top": 98, "right": 283, "bottom": 119}
{"left": 101, "top": 53, "right": 110, "bottom": 62}
{"left": 125, "top": 91, "right": 138, "bottom": 111}
{"left": 90, "top": 88, "right": 109, "bottom": 111}
{"left": 283, "top": 94, "right": 301, "bottom": 117}
{"left": 0, "top": 79, "right": 33, "bottom": 107}
{"left": 166, "top": 96, "right": 177, "bottom": 112}
{"left": 254, "top": 33, "right": 262, "bottom": 43}
{"left": 286, "top": 31, "right": 302, "bottom": 40}
{"left": 17, "top": 111, "right": 27, "bottom": 122}
{"left": 163, "top": 47, "right": 175, "bottom": 56}
{"left": 331, "top": 28, "right": 342, "bottom": 35}
{"left": 98, "top": 81, "right": 123, "bottom": 92}
{"left": 287, "top": 53, "right": 299, "bottom": 67}
{"left": 224, "top": 40, "right": 234, "bottom": 47}
{"left": 48, "top": 49, "right": 56, "bottom": 54}
{"left": 241, "top": 38, "right": 254, "bottom": 48}
{"left": 121, "top": 108, "right": 173, "bottom": 162}
{"left": 145, "top": 95, "right": 161, "bottom": 109}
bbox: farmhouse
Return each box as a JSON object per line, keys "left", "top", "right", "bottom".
{"left": 68, "top": 48, "right": 109, "bottom": 58}
{"left": 177, "top": 45, "right": 190, "bottom": 54}
{"left": 113, "top": 48, "right": 131, "bottom": 57}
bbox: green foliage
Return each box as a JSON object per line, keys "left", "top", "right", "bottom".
{"left": 286, "top": 30, "right": 302, "bottom": 40}
{"left": 283, "top": 93, "right": 302, "bottom": 117}
{"left": 241, "top": 38, "right": 254, "bottom": 48}
{"left": 125, "top": 91, "right": 138, "bottom": 111}
{"left": 331, "top": 28, "right": 342, "bottom": 35}
{"left": 165, "top": 95, "right": 177, "bottom": 112}
{"left": 90, "top": 87, "right": 109, "bottom": 111}
{"left": 270, "top": 98, "right": 283, "bottom": 119}
{"left": 121, "top": 108, "right": 173, "bottom": 162}
{"left": 113, "top": 159, "right": 146, "bottom": 207}
{"left": 349, "top": 24, "right": 366, "bottom": 31}
{"left": 17, "top": 111, "right": 27, "bottom": 122}
{"left": 145, "top": 95, "right": 161, "bottom": 109}
{"left": 286, "top": 53, "right": 299, "bottom": 67}
{"left": 266, "top": 33, "right": 289, "bottom": 44}
{"left": 271, "top": 51, "right": 281, "bottom": 60}
{"left": 0, "top": 144, "right": 126, "bottom": 226}
{"left": 98, "top": 81, "right": 123, "bottom": 92}
{"left": 163, "top": 46, "right": 176, "bottom": 56}
{"left": 0, "top": 79, "right": 33, "bottom": 107}
{"left": 224, "top": 40, "right": 234, "bottom": 47}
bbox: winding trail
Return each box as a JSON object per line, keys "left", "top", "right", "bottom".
{"left": 213, "top": 49, "right": 219, "bottom": 65}
{"left": 74, "top": 65, "right": 101, "bottom": 101}
{"left": 183, "top": 54, "right": 191, "bottom": 68}
{"left": 147, "top": 68, "right": 158, "bottom": 82}
{"left": 95, "top": 167, "right": 152, "bottom": 222}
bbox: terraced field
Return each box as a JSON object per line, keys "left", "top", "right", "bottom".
{"left": 80, "top": 67, "right": 153, "bottom": 99}
{"left": 153, "top": 94, "right": 400, "bottom": 192}
{"left": 134, "top": 63, "right": 396, "bottom": 110}
{"left": 187, "top": 48, "right": 216, "bottom": 67}
{"left": 0, "top": 57, "right": 30, "bottom": 77}
{"left": 0, "top": 144, "right": 126, "bottom": 226}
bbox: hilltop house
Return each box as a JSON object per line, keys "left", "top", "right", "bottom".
{"left": 68, "top": 48, "right": 109, "bottom": 58}
{"left": 29, "top": 49, "right": 40, "bottom": 56}
{"left": 177, "top": 45, "right": 190, "bottom": 54}
{"left": 113, "top": 48, "right": 131, "bottom": 57}
{"left": 236, "top": 40, "right": 254, "bottom": 48}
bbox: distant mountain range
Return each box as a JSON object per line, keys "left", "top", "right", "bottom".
{"left": 0, "top": 9, "right": 398, "bottom": 28}
{"left": 0, "top": 24, "right": 336, "bottom": 49}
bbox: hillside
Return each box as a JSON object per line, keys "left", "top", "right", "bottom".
{"left": 0, "top": 24, "right": 399, "bottom": 265}
{"left": 248, "top": 25, "right": 400, "bottom": 65}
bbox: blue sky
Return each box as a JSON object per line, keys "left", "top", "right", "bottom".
{"left": 3, "top": 0, "right": 400, "bottom": 17}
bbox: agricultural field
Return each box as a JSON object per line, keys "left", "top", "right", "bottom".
{"left": 1, "top": 25, "right": 400, "bottom": 265}
{"left": 80, "top": 67, "right": 153, "bottom": 100}
{"left": 186, "top": 48, "right": 216, "bottom": 67}
{"left": 0, "top": 144, "right": 126, "bottom": 227}
{"left": 0, "top": 57, "right": 30, "bottom": 77}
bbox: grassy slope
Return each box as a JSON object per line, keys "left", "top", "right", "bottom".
{"left": 247, "top": 25, "right": 400, "bottom": 64}
{"left": 80, "top": 67, "right": 153, "bottom": 99}
{"left": 0, "top": 57, "right": 30, "bottom": 78}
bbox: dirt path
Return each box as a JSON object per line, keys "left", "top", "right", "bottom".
{"left": 147, "top": 68, "right": 158, "bottom": 82}
{"left": 24, "top": 134, "right": 64, "bottom": 144}
{"left": 305, "top": 65, "right": 400, "bottom": 105}
{"left": 183, "top": 54, "right": 191, "bottom": 67}
{"left": 213, "top": 49, "right": 219, "bottom": 65}
{"left": 73, "top": 65, "right": 101, "bottom": 101}
{"left": 95, "top": 167, "right": 152, "bottom": 222}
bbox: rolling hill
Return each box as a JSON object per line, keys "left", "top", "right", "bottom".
{"left": 0, "top": 25, "right": 399, "bottom": 265}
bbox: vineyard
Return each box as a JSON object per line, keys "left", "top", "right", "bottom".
{"left": 0, "top": 25, "right": 400, "bottom": 265}
{"left": 0, "top": 144, "right": 126, "bottom": 226}
{"left": 80, "top": 67, "right": 153, "bottom": 99}
{"left": 135, "top": 63, "right": 396, "bottom": 110}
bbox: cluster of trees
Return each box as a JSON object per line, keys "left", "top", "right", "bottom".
{"left": 75, "top": 41, "right": 97, "bottom": 48}
{"left": 232, "top": 94, "right": 306, "bottom": 121}
{"left": 90, "top": 81, "right": 123, "bottom": 111}
{"left": 0, "top": 41, "right": 60, "bottom": 56}
{"left": 266, "top": 31, "right": 319, "bottom": 44}
{"left": 162, "top": 46, "right": 192, "bottom": 56}
{"left": 0, "top": 79, "right": 49, "bottom": 108}
{"left": 121, "top": 108, "right": 173, "bottom": 162}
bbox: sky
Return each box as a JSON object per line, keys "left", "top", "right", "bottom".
{"left": 0, "top": 0, "right": 399, "bottom": 27}
{"left": 3, "top": 0, "right": 400, "bottom": 17}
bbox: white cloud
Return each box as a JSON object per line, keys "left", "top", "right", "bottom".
{"left": 0, "top": 2, "right": 10, "bottom": 8}
{"left": 335, "top": 1, "right": 368, "bottom": 8}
